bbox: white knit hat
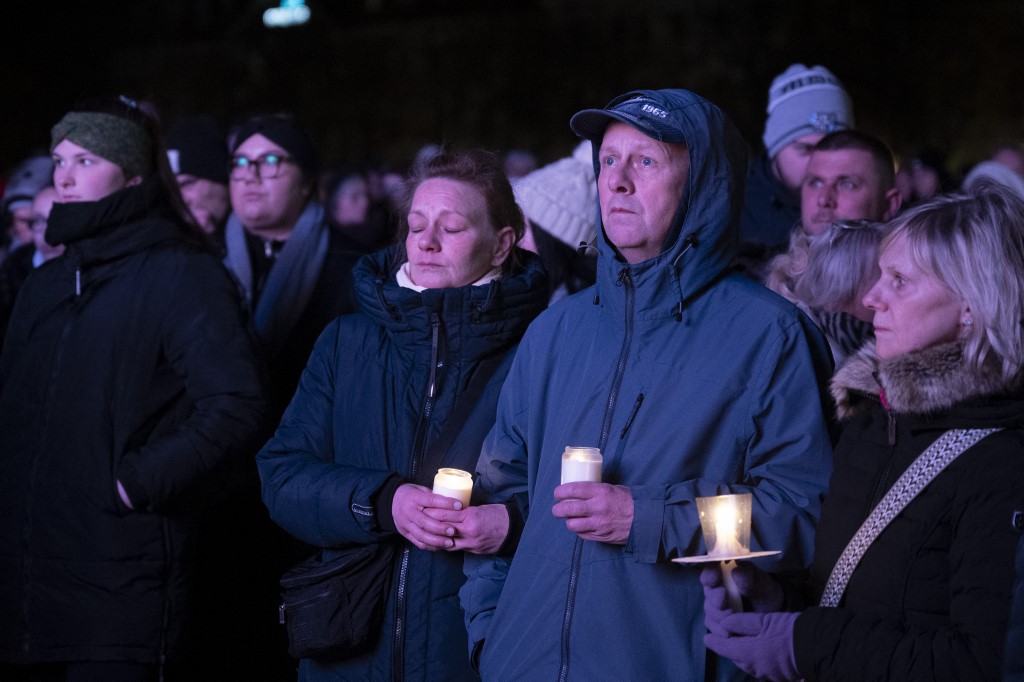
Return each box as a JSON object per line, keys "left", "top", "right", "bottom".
{"left": 962, "top": 160, "right": 1024, "bottom": 200}
{"left": 511, "top": 141, "right": 597, "bottom": 249}
{"left": 762, "top": 64, "right": 854, "bottom": 159}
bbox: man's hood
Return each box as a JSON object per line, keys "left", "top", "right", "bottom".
{"left": 575, "top": 89, "right": 748, "bottom": 308}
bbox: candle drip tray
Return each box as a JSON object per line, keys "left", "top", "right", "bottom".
{"left": 672, "top": 550, "right": 779, "bottom": 564}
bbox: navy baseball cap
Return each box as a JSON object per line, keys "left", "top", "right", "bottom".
{"left": 570, "top": 93, "right": 688, "bottom": 144}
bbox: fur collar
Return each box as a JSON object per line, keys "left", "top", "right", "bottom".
{"left": 831, "top": 341, "right": 1015, "bottom": 420}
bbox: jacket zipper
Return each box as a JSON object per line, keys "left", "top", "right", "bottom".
{"left": 558, "top": 268, "right": 634, "bottom": 682}
{"left": 393, "top": 312, "right": 442, "bottom": 681}
{"left": 24, "top": 264, "right": 87, "bottom": 654}
{"left": 866, "top": 406, "right": 898, "bottom": 517}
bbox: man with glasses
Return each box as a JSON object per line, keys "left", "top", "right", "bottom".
{"left": 212, "top": 113, "right": 364, "bottom": 681}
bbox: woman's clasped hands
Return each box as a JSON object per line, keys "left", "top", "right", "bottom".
{"left": 392, "top": 482, "right": 509, "bottom": 555}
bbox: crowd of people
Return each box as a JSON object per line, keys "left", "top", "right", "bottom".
{"left": 0, "top": 61, "right": 1023, "bottom": 682}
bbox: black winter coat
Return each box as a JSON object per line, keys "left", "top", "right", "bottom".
{"left": 257, "top": 246, "right": 548, "bottom": 681}
{"left": 1008, "top": 532, "right": 1024, "bottom": 680}
{"left": 793, "top": 342, "right": 1024, "bottom": 681}
{"left": 0, "top": 180, "right": 267, "bottom": 665}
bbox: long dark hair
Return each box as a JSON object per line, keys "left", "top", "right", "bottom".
{"left": 69, "top": 95, "right": 213, "bottom": 250}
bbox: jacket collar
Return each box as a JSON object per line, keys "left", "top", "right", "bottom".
{"left": 831, "top": 341, "right": 1020, "bottom": 419}
{"left": 47, "top": 178, "right": 185, "bottom": 267}
{"left": 352, "top": 245, "right": 548, "bottom": 363}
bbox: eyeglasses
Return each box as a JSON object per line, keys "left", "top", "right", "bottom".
{"left": 827, "top": 219, "right": 877, "bottom": 248}
{"left": 229, "top": 153, "right": 294, "bottom": 180}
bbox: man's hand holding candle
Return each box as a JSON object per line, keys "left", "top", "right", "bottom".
{"left": 552, "top": 482, "right": 634, "bottom": 544}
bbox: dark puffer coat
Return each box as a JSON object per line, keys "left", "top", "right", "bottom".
{"left": 257, "top": 246, "right": 547, "bottom": 681}
{"left": 1007, "top": 532, "right": 1024, "bottom": 680}
{"left": 0, "top": 180, "right": 267, "bottom": 665}
{"left": 794, "top": 341, "right": 1024, "bottom": 681}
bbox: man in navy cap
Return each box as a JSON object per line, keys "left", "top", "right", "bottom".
{"left": 461, "top": 89, "right": 835, "bottom": 680}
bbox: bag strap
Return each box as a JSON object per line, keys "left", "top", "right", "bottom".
{"left": 414, "top": 351, "right": 507, "bottom": 486}
{"left": 819, "top": 427, "right": 1002, "bottom": 607}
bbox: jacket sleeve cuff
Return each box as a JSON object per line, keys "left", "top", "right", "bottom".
{"left": 374, "top": 473, "right": 407, "bottom": 533}
{"left": 791, "top": 607, "right": 819, "bottom": 679}
{"left": 626, "top": 485, "right": 665, "bottom": 563}
{"left": 496, "top": 497, "right": 525, "bottom": 557}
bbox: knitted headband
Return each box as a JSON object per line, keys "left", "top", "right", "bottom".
{"left": 50, "top": 111, "right": 153, "bottom": 180}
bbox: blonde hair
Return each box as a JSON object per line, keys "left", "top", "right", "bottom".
{"left": 795, "top": 220, "right": 887, "bottom": 312}
{"left": 882, "top": 180, "right": 1024, "bottom": 381}
{"left": 764, "top": 226, "right": 811, "bottom": 302}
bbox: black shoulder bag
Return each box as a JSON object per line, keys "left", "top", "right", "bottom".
{"left": 278, "top": 352, "right": 506, "bottom": 661}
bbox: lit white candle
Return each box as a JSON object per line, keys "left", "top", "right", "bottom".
{"left": 432, "top": 468, "right": 473, "bottom": 507}
{"left": 696, "top": 493, "right": 754, "bottom": 613}
{"left": 711, "top": 499, "right": 743, "bottom": 557}
{"left": 560, "top": 446, "right": 602, "bottom": 484}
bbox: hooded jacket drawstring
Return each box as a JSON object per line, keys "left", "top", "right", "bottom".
{"left": 670, "top": 234, "right": 698, "bottom": 321}
{"left": 375, "top": 276, "right": 401, "bottom": 321}
{"left": 472, "top": 280, "right": 501, "bottom": 322}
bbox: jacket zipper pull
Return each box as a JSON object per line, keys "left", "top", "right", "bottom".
{"left": 428, "top": 314, "right": 440, "bottom": 399}
{"left": 620, "top": 393, "right": 645, "bottom": 439}
{"left": 878, "top": 387, "right": 895, "bottom": 444}
{"left": 75, "top": 267, "right": 82, "bottom": 296}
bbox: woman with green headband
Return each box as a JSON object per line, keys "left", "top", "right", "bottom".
{"left": 0, "top": 96, "right": 268, "bottom": 680}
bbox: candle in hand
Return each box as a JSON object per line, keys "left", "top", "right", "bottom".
{"left": 560, "top": 446, "right": 602, "bottom": 484}
{"left": 696, "top": 493, "right": 754, "bottom": 612}
{"left": 432, "top": 468, "right": 473, "bottom": 507}
{"left": 696, "top": 493, "right": 752, "bottom": 558}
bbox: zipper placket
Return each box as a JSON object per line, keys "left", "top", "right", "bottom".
{"left": 24, "top": 260, "right": 86, "bottom": 654}
{"left": 392, "top": 312, "right": 442, "bottom": 681}
{"left": 558, "top": 268, "right": 634, "bottom": 682}
{"left": 865, "top": 405, "right": 898, "bottom": 518}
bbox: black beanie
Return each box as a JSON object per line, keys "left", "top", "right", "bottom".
{"left": 229, "top": 114, "right": 318, "bottom": 180}
{"left": 166, "top": 115, "right": 229, "bottom": 184}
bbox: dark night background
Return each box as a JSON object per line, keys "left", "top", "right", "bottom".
{"left": 3, "top": 0, "right": 1023, "bottom": 178}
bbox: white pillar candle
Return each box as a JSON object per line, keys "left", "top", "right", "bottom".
{"left": 720, "top": 558, "right": 744, "bottom": 612}
{"left": 560, "top": 446, "right": 603, "bottom": 484}
{"left": 432, "top": 468, "right": 473, "bottom": 507}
